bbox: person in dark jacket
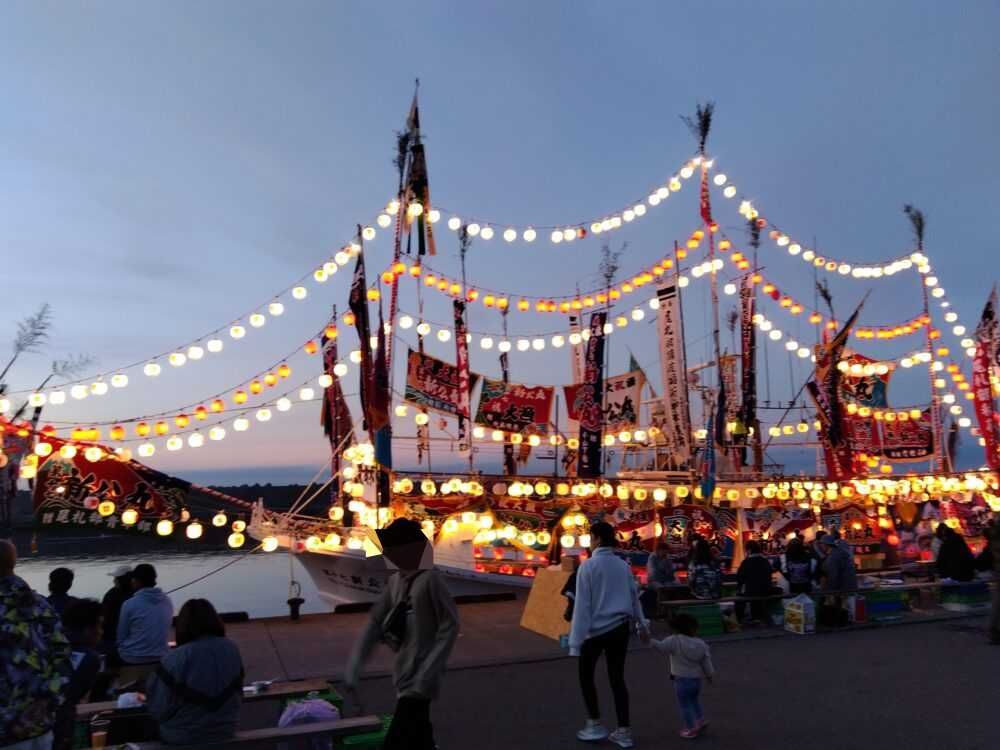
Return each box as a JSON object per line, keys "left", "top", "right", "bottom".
{"left": 46, "top": 567, "right": 77, "bottom": 617}
{"left": 783, "top": 538, "right": 813, "bottom": 595}
{"left": 934, "top": 524, "right": 975, "bottom": 582}
{"left": 687, "top": 540, "right": 722, "bottom": 600}
{"left": 53, "top": 599, "right": 104, "bottom": 750}
{"left": 100, "top": 565, "right": 132, "bottom": 660}
{"left": 145, "top": 598, "right": 244, "bottom": 746}
{"left": 735, "top": 541, "right": 774, "bottom": 623}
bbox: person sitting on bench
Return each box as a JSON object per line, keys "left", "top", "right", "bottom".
{"left": 146, "top": 598, "right": 244, "bottom": 745}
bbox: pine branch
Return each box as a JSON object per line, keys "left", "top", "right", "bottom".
{"left": 903, "top": 204, "right": 925, "bottom": 248}
{"left": 727, "top": 308, "right": 739, "bottom": 334}
{"left": 599, "top": 241, "right": 625, "bottom": 290}
{"left": 51, "top": 353, "right": 96, "bottom": 380}
{"left": 747, "top": 218, "right": 761, "bottom": 249}
{"left": 393, "top": 129, "right": 411, "bottom": 192}
{"left": 1, "top": 303, "right": 52, "bottom": 384}
{"left": 681, "top": 101, "right": 715, "bottom": 154}
{"left": 816, "top": 280, "right": 835, "bottom": 319}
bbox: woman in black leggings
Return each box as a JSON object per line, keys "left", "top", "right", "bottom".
{"left": 567, "top": 522, "right": 649, "bottom": 748}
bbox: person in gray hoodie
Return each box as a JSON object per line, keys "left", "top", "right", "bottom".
{"left": 116, "top": 564, "right": 173, "bottom": 668}
{"left": 146, "top": 598, "right": 243, "bottom": 746}
{"left": 652, "top": 612, "right": 715, "bottom": 739}
{"left": 345, "top": 519, "right": 459, "bottom": 750}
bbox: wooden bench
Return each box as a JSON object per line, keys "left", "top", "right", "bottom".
{"left": 77, "top": 677, "right": 336, "bottom": 721}
{"left": 87, "top": 716, "right": 383, "bottom": 749}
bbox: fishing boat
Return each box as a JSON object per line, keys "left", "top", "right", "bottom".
{"left": 4, "top": 94, "right": 999, "bottom": 612}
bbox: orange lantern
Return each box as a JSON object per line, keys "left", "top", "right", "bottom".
{"left": 366, "top": 289, "right": 380, "bottom": 302}
{"left": 136, "top": 422, "right": 151, "bottom": 437}
{"left": 233, "top": 390, "right": 248, "bottom": 405}
{"left": 381, "top": 271, "right": 395, "bottom": 285}
{"left": 409, "top": 265, "right": 422, "bottom": 277}
{"left": 154, "top": 421, "right": 169, "bottom": 436}
{"left": 264, "top": 373, "right": 277, "bottom": 387}
{"left": 210, "top": 399, "right": 225, "bottom": 413}
{"left": 517, "top": 299, "right": 530, "bottom": 312}
{"left": 249, "top": 380, "right": 263, "bottom": 395}
{"left": 175, "top": 414, "right": 190, "bottom": 428}
{"left": 304, "top": 340, "right": 318, "bottom": 355}
{"left": 194, "top": 405, "right": 208, "bottom": 420}
{"left": 110, "top": 425, "right": 126, "bottom": 441}
{"left": 483, "top": 295, "right": 496, "bottom": 308}
{"left": 496, "top": 297, "right": 509, "bottom": 310}
{"left": 278, "top": 363, "right": 291, "bottom": 378}
{"left": 535, "top": 300, "right": 547, "bottom": 313}
{"left": 343, "top": 312, "right": 356, "bottom": 326}
{"left": 467, "top": 289, "right": 479, "bottom": 302}
{"left": 324, "top": 325, "right": 338, "bottom": 339}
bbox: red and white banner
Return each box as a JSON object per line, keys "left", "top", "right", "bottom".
{"left": 564, "top": 370, "right": 643, "bottom": 435}
{"left": 475, "top": 378, "right": 555, "bottom": 435}
{"left": 974, "top": 288, "right": 1000, "bottom": 469}
{"left": 656, "top": 279, "right": 692, "bottom": 464}
{"left": 568, "top": 314, "right": 585, "bottom": 385}
{"left": 881, "top": 408, "right": 934, "bottom": 462}
{"left": 454, "top": 300, "right": 472, "bottom": 449}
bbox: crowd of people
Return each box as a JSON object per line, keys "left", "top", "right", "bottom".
{"left": 0, "top": 540, "right": 244, "bottom": 750}
{"left": 2, "top": 513, "right": 998, "bottom": 750}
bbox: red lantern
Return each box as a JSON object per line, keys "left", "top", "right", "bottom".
{"left": 304, "top": 340, "right": 318, "bottom": 355}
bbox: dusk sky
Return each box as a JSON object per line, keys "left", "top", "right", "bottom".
{"left": 2, "top": 2, "right": 999, "bottom": 484}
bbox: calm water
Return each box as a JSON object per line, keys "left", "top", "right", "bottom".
{"left": 16, "top": 551, "right": 333, "bottom": 619}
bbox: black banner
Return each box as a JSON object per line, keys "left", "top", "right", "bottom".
{"left": 577, "top": 312, "right": 608, "bottom": 478}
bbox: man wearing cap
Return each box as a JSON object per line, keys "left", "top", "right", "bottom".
{"left": 100, "top": 566, "right": 132, "bottom": 663}
{"left": 345, "top": 518, "right": 459, "bottom": 750}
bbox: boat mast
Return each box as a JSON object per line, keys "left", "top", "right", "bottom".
{"left": 906, "top": 205, "right": 945, "bottom": 472}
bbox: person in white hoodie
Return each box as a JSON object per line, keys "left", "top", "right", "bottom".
{"left": 569, "top": 521, "right": 649, "bottom": 748}
{"left": 652, "top": 612, "right": 715, "bottom": 739}
{"left": 116, "top": 564, "right": 173, "bottom": 682}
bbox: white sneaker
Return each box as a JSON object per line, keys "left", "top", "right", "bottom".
{"left": 576, "top": 720, "right": 610, "bottom": 742}
{"left": 609, "top": 727, "right": 636, "bottom": 748}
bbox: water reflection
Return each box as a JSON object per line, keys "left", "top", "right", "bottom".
{"left": 15, "top": 551, "right": 331, "bottom": 619}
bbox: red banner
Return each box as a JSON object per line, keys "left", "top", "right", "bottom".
{"left": 972, "top": 342, "right": 1000, "bottom": 469}
{"left": 564, "top": 370, "right": 642, "bottom": 434}
{"left": 577, "top": 312, "right": 607, "bottom": 478}
{"left": 404, "top": 348, "right": 478, "bottom": 418}
{"left": 33, "top": 436, "right": 189, "bottom": 533}
{"left": 842, "top": 414, "right": 882, "bottom": 455}
{"left": 881, "top": 408, "right": 934, "bottom": 462}
{"left": 474, "top": 378, "right": 554, "bottom": 434}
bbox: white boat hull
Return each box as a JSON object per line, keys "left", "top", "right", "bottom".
{"left": 294, "top": 549, "right": 531, "bottom": 610}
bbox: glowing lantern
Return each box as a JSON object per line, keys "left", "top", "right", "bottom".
{"left": 186, "top": 522, "right": 204, "bottom": 540}
{"left": 250, "top": 380, "right": 263, "bottom": 395}
{"left": 121, "top": 508, "right": 138, "bottom": 526}
{"left": 264, "top": 372, "right": 278, "bottom": 387}
{"left": 84, "top": 446, "right": 103, "bottom": 463}
{"left": 154, "top": 421, "right": 169, "bottom": 436}
{"left": 232, "top": 519, "right": 246, "bottom": 532}
{"left": 175, "top": 414, "right": 190, "bottom": 428}
{"left": 156, "top": 519, "right": 174, "bottom": 536}
{"left": 228, "top": 533, "right": 245, "bottom": 548}
{"left": 136, "top": 422, "right": 151, "bottom": 437}
{"left": 97, "top": 500, "right": 116, "bottom": 517}
{"left": 278, "top": 363, "right": 291, "bottom": 378}
{"left": 304, "top": 340, "right": 318, "bottom": 355}
{"left": 34, "top": 442, "right": 53, "bottom": 457}
{"left": 261, "top": 536, "right": 279, "bottom": 552}
{"left": 212, "top": 512, "right": 228, "bottom": 527}
{"left": 233, "top": 390, "right": 248, "bottom": 405}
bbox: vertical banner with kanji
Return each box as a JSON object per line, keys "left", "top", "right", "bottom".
{"left": 739, "top": 276, "right": 757, "bottom": 437}
{"left": 568, "top": 314, "right": 585, "bottom": 385}
{"left": 576, "top": 312, "right": 607, "bottom": 478}
{"left": 656, "top": 279, "right": 692, "bottom": 465}
{"left": 974, "top": 288, "right": 1000, "bottom": 469}
{"left": 454, "top": 300, "right": 472, "bottom": 451}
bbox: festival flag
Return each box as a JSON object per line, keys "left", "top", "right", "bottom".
{"left": 807, "top": 299, "right": 864, "bottom": 478}
{"left": 880, "top": 408, "right": 933, "bottom": 462}
{"left": 565, "top": 371, "right": 643, "bottom": 434}
{"left": 33, "top": 434, "right": 189, "bottom": 533}
{"left": 700, "top": 404, "right": 718, "bottom": 502}
{"left": 569, "top": 314, "right": 585, "bottom": 384}
{"left": 475, "top": 379, "right": 555, "bottom": 434}
{"left": 739, "top": 275, "right": 757, "bottom": 453}
{"left": 656, "top": 278, "right": 692, "bottom": 465}
{"left": 628, "top": 350, "right": 656, "bottom": 398}
{"left": 973, "top": 287, "right": 1000, "bottom": 468}
{"left": 321, "top": 312, "right": 355, "bottom": 501}
{"left": 349, "top": 250, "right": 376, "bottom": 438}
{"left": 699, "top": 164, "right": 713, "bottom": 226}
{"left": 406, "top": 93, "right": 436, "bottom": 256}
{"left": 839, "top": 353, "right": 891, "bottom": 407}
{"left": 373, "top": 305, "right": 392, "bottom": 480}
{"left": 404, "top": 349, "right": 480, "bottom": 417}
{"left": 454, "top": 300, "right": 472, "bottom": 450}
{"left": 577, "top": 312, "right": 608, "bottom": 478}
{"left": 498, "top": 318, "right": 518, "bottom": 476}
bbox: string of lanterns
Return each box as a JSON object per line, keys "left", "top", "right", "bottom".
{"left": 379, "top": 226, "right": 713, "bottom": 313}
{"left": 404, "top": 153, "right": 704, "bottom": 246}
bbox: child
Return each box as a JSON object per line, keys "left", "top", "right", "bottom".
{"left": 652, "top": 613, "right": 715, "bottom": 739}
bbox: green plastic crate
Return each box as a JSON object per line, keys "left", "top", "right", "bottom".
{"left": 337, "top": 715, "right": 393, "bottom": 748}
